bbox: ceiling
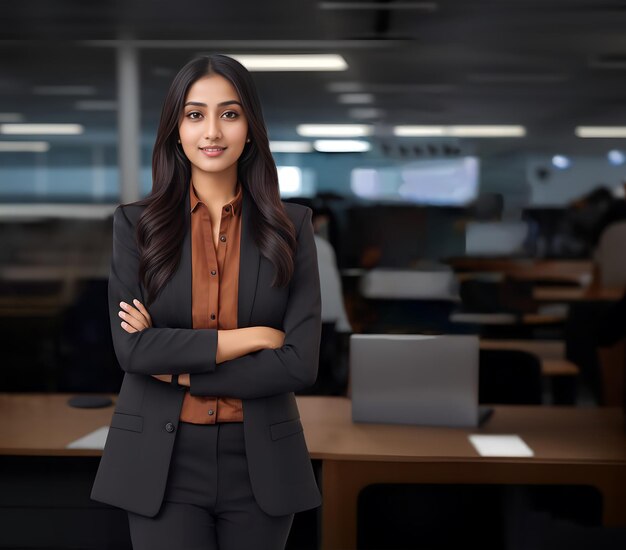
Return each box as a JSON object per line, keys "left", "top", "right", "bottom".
{"left": 3, "top": 0, "right": 626, "bottom": 157}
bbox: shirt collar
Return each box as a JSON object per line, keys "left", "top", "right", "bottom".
{"left": 190, "top": 179, "right": 243, "bottom": 217}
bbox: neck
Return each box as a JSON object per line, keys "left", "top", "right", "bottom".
{"left": 190, "top": 165, "right": 239, "bottom": 206}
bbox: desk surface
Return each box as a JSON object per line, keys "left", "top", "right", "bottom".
{"left": 446, "top": 258, "right": 593, "bottom": 284}
{"left": 299, "top": 397, "right": 626, "bottom": 464}
{"left": 0, "top": 393, "right": 115, "bottom": 456}
{"left": 533, "top": 286, "right": 624, "bottom": 302}
{"left": 2, "top": 393, "right": 624, "bottom": 466}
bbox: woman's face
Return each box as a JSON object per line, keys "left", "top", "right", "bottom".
{"left": 178, "top": 74, "right": 249, "bottom": 177}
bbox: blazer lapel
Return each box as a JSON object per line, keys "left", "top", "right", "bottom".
{"left": 175, "top": 182, "right": 260, "bottom": 330}
{"left": 237, "top": 185, "right": 261, "bottom": 328}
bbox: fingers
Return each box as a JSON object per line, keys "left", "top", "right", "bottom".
{"left": 132, "top": 299, "right": 153, "bottom": 327}
{"left": 119, "top": 300, "right": 150, "bottom": 333}
{"left": 121, "top": 321, "right": 138, "bottom": 333}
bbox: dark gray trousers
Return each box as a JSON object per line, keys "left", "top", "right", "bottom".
{"left": 127, "top": 420, "right": 294, "bottom": 550}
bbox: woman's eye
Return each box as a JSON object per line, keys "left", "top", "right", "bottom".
{"left": 222, "top": 111, "right": 238, "bottom": 119}
{"left": 187, "top": 111, "right": 202, "bottom": 119}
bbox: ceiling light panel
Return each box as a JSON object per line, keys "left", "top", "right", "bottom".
{"left": 226, "top": 54, "right": 348, "bottom": 71}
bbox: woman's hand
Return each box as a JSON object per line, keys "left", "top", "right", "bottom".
{"left": 118, "top": 299, "right": 152, "bottom": 333}
{"left": 118, "top": 299, "right": 177, "bottom": 385}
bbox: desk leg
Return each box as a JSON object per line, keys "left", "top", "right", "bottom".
{"left": 321, "top": 460, "right": 362, "bottom": 550}
{"left": 597, "top": 468, "right": 626, "bottom": 527}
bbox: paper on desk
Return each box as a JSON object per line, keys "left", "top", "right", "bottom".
{"left": 66, "top": 426, "right": 109, "bottom": 450}
{"left": 468, "top": 434, "right": 534, "bottom": 457}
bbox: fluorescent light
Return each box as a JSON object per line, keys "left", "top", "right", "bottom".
{"left": 318, "top": 2, "right": 438, "bottom": 11}
{"left": 313, "top": 139, "right": 370, "bottom": 152}
{"left": 576, "top": 126, "right": 626, "bottom": 138}
{"left": 32, "top": 85, "right": 97, "bottom": 96}
{"left": 394, "top": 126, "right": 446, "bottom": 137}
{"left": 226, "top": 54, "right": 347, "bottom": 71}
{"left": 1, "top": 124, "right": 84, "bottom": 135}
{"left": 269, "top": 141, "right": 314, "bottom": 153}
{"left": 297, "top": 124, "right": 373, "bottom": 137}
{"left": 449, "top": 126, "right": 525, "bottom": 137}
{"left": 337, "top": 93, "right": 374, "bottom": 104}
{"left": 393, "top": 125, "right": 526, "bottom": 137}
{"left": 0, "top": 123, "right": 83, "bottom": 135}
{"left": 0, "top": 141, "right": 50, "bottom": 152}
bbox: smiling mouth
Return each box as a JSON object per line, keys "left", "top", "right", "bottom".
{"left": 199, "top": 146, "right": 226, "bottom": 152}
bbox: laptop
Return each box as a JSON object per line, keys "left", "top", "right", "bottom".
{"left": 350, "top": 334, "right": 493, "bottom": 428}
{"left": 465, "top": 221, "right": 529, "bottom": 256}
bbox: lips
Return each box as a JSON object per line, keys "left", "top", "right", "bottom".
{"left": 199, "top": 146, "right": 227, "bottom": 158}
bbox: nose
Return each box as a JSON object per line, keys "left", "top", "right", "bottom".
{"left": 204, "top": 114, "right": 222, "bottom": 141}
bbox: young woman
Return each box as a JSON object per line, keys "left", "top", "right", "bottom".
{"left": 90, "top": 54, "right": 323, "bottom": 549}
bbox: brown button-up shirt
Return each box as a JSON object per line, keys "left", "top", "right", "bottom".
{"left": 179, "top": 179, "right": 244, "bottom": 424}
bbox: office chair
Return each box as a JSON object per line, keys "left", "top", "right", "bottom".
{"left": 479, "top": 349, "right": 543, "bottom": 405}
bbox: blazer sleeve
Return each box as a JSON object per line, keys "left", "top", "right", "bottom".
{"left": 187, "top": 207, "right": 322, "bottom": 399}
{"left": 108, "top": 205, "right": 219, "bottom": 376}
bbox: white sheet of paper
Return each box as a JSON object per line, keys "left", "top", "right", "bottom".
{"left": 66, "top": 426, "right": 109, "bottom": 450}
{"left": 468, "top": 434, "right": 534, "bottom": 457}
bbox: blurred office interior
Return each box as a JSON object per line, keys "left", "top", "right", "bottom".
{"left": 2, "top": 1, "right": 626, "bottom": 549}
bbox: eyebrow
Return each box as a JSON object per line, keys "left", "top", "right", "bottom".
{"left": 184, "top": 100, "right": 242, "bottom": 108}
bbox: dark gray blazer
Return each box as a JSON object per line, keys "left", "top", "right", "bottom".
{"left": 90, "top": 183, "right": 323, "bottom": 517}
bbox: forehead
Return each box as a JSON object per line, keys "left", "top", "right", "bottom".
{"left": 185, "top": 75, "right": 240, "bottom": 104}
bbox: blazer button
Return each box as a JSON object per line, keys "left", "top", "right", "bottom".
{"left": 165, "top": 422, "right": 175, "bottom": 433}
{"left": 208, "top": 409, "right": 214, "bottom": 416}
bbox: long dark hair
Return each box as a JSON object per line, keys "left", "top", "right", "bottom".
{"left": 126, "top": 55, "right": 297, "bottom": 307}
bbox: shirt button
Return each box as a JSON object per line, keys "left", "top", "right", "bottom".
{"left": 210, "top": 270, "right": 216, "bottom": 276}
{"left": 210, "top": 313, "right": 216, "bottom": 320}
{"left": 165, "top": 422, "right": 175, "bottom": 433}
{"left": 220, "top": 235, "right": 226, "bottom": 242}
{"left": 208, "top": 409, "right": 214, "bottom": 416}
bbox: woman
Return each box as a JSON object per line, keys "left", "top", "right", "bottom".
{"left": 90, "top": 54, "right": 322, "bottom": 549}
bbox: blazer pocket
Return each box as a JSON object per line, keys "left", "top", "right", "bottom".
{"left": 270, "top": 417, "right": 303, "bottom": 441}
{"left": 110, "top": 412, "right": 143, "bottom": 433}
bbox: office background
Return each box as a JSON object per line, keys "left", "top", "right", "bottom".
{"left": 2, "top": 1, "right": 626, "bottom": 549}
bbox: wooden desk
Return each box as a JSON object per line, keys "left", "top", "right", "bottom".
{"left": 2, "top": 394, "right": 626, "bottom": 550}
{"left": 447, "top": 258, "right": 593, "bottom": 285}
{"left": 298, "top": 397, "right": 626, "bottom": 550}
{"left": 533, "top": 286, "right": 624, "bottom": 302}
{"left": 0, "top": 393, "right": 113, "bottom": 457}
{"left": 480, "top": 338, "right": 565, "bottom": 359}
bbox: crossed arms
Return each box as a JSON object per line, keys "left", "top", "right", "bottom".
{"left": 108, "top": 204, "right": 322, "bottom": 399}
